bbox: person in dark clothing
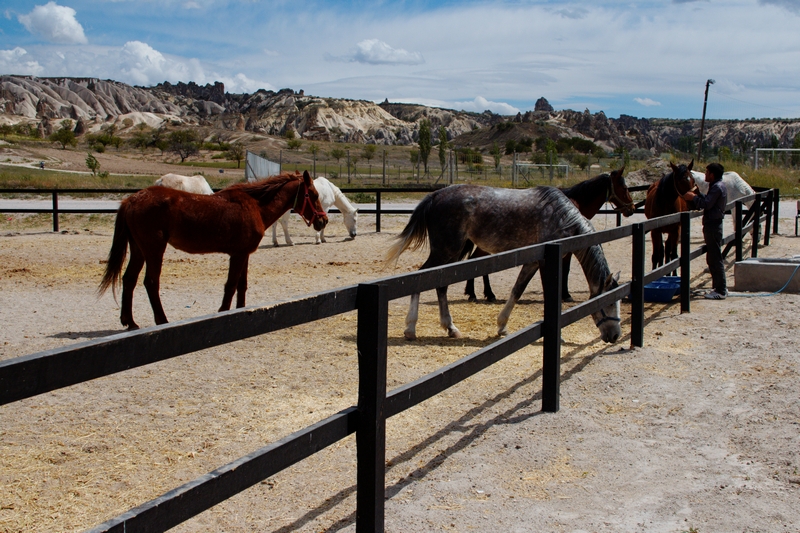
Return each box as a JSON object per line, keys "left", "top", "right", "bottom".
{"left": 682, "top": 162, "right": 728, "bottom": 299}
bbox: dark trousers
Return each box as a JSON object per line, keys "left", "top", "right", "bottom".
{"left": 703, "top": 221, "right": 726, "bottom": 293}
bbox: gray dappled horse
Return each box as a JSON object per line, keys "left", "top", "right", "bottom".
{"left": 386, "top": 185, "right": 621, "bottom": 343}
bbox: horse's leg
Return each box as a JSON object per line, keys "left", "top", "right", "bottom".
{"left": 651, "top": 232, "right": 664, "bottom": 270}
{"left": 119, "top": 243, "right": 145, "bottom": 330}
{"left": 465, "top": 278, "right": 477, "bottom": 302}
{"left": 235, "top": 255, "right": 249, "bottom": 308}
{"left": 281, "top": 213, "right": 294, "bottom": 246}
{"left": 271, "top": 223, "right": 279, "bottom": 247}
{"left": 667, "top": 231, "right": 679, "bottom": 276}
{"left": 562, "top": 253, "right": 574, "bottom": 302}
{"left": 436, "top": 285, "right": 461, "bottom": 338}
{"left": 220, "top": 253, "right": 248, "bottom": 311}
{"left": 316, "top": 225, "right": 325, "bottom": 244}
{"left": 497, "top": 262, "right": 540, "bottom": 336}
{"left": 404, "top": 293, "right": 421, "bottom": 340}
{"left": 482, "top": 275, "right": 496, "bottom": 302}
{"left": 141, "top": 244, "right": 169, "bottom": 326}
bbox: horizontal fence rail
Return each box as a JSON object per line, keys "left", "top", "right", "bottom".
{"left": 0, "top": 187, "right": 777, "bottom": 533}
{"left": 0, "top": 185, "right": 781, "bottom": 236}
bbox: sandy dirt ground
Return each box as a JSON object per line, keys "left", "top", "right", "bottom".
{"left": 1, "top": 207, "right": 799, "bottom": 533}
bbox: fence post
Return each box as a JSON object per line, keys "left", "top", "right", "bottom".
{"left": 772, "top": 188, "right": 780, "bottom": 235}
{"left": 735, "top": 201, "right": 743, "bottom": 262}
{"left": 52, "top": 191, "right": 59, "bottom": 233}
{"left": 375, "top": 191, "right": 381, "bottom": 233}
{"left": 631, "top": 223, "right": 645, "bottom": 347}
{"left": 763, "top": 190, "right": 772, "bottom": 247}
{"left": 542, "top": 243, "right": 563, "bottom": 413}
{"left": 680, "top": 212, "right": 691, "bottom": 314}
{"left": 751, "top": 193, "right": 761, "bottom": 258}
{"left": 356, "top": 283, "right": 389, "bottom": 533}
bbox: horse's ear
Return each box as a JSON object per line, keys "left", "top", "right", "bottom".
{"left": 605, "top": 271, "right": 620, "bottom": 288}
{"left": 687, "top": 159, "right": 694, "bottom": 171}
{"left": 669, "top": 162, "right": 678, "bottom": 172}
{"left": 618, "top": 166, "right": 625, "bottom": 175}
{"left": 303, "top": 170, "right": 312, "bottom": 185}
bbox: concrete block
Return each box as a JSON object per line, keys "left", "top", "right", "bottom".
{"left": 734, "top": 256, "right": 800, "bottom": 293}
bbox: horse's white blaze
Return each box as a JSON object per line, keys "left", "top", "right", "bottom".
{"left": 155, "top": 174, "right": 213, "bottom": 195}
{"left": 271, "top": 176, "right": 358, "bottom": 245}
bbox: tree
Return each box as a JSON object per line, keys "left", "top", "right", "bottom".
{"left": 330, "top": 148, "right": 346, "bottom": 177}
{"left": 418, "top": 119, "right": 432, "bottom": 175}
{"left": 592, "top": 146, "right": 606, "bottom": 165}
{"left": 287, "top": 138, "right": 303, "bottom": 150}
{"left": 49, "top": 120, "right": 77, "bottom": 150}
{"left": 0, "top": 124, "right": 12, "bottom": 140}
{"left": 438, "top": 126, "right": 449, "bottom": 171}
{"left": 718, "top": 146, "right": 732, "bottom": 162}
{"left": 362, "top": 144, "right": 377, "bottom": 175}
{"left": 490, "top": 142, "right": 502, "bottom": 170}
{"left": 85, "top": 152, "right": 100, "bottom": 176}
{"left": 792, "top": 134, "right": 800, "bottom": 166}
{"left": 168, "top": 129, "right": 199, "bottom": 163}
{"left": 227, "top": 141, "right": 245, "bottom": 168}
{"left": 130, "top": 123, "right": 153, "bottom": 152}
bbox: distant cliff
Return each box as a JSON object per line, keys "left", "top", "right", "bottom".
{"left": 2, "top": 75, "right": 799, "bottom": 153}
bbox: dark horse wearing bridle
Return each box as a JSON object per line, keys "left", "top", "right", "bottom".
{"left": 464, "top": 167, "right": 634, "bottom": 303}
{"left": 387, "top": 185, "right": 622, "bottom": 343}
{"left": 99, "top": 171, "right": 328, "bottom": 330}
{"left": 644, "top": 161, "right": 696, "bottom": 270}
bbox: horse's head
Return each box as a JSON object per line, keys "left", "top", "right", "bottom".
{"left": 344, "top": 208, "right": 358, "bottom": 239}
{"left": 608, "top": 167, "right": 635, "bottom": 217}
{"left": 296, "top": 171, "right": 328, "bottom": 231}
{"left": 669, "top": 160, "right": 696, "bottom": 196}
{"left": 592, "top": 271, "right": 622, "bottom": 343}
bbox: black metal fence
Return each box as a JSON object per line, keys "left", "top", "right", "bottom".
{"left": 0, "top": 189, "right": 778, "bottom": 533}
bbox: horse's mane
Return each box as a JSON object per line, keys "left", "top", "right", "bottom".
{"left": 538, "top": 186, "right": 611, "bottom": 295}
{"left": 655, "top": 166, "right": 685, "bottom": 202}
{"left": 228, "top": 172, "right": 301, "bottom": 203}
{"left": 560, "top": 173, "right": 610, "bottom": 202}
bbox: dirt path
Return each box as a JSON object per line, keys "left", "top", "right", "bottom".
{"left": 1, "top": 212, "right": 799, "bottom": 533}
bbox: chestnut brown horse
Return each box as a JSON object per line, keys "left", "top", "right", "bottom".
{"left": 465, "top": 167, "right": 635, "bottom": 302}
{"left": 99, "top": 170, "right": 328, "bottom": 330}
{"left": 644, "top": 161, "right": 696, "bottom": 270}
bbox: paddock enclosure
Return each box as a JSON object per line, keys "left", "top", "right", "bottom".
{"left": 1, "top": 189, "right": 799, "bottom": 532}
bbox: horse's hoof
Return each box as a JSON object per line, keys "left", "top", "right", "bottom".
{"left": 448, "top": 328, "right": 462, "bottom": 339}
{"left": 272, "top": 243, "right": 279, "bottom": 247}
{"left": 467, "top": 296, "right": 477, "bottom": 303}
{"left": 125, "top": 323, "right": 140, "bottom": 331}
{"left": 563, "top": 295, "right": 574, "bottom": 303}
{"left": 497, "top": 327, "right": 508, "bottom": 337}
{"left": 486, "top": 296, "right": 497, "bottom": 303}
{"left": 404, "top": 330, "right": 417, "bottom": 341}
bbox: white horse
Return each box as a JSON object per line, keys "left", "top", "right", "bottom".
{"left": 271, "top": 176, "right": 358, "bottom": 245}
{"left": 690, "top": 170, "right": 755, "bottom": 208}
{"left": 154, "top": 173, "right": 214, "bottom": 195}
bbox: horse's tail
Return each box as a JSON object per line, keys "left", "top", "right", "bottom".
{"left": 98, "top": 205, "right": 130, "bottom": 302}
{"left": 385, "top": 194, "right": 434, "bottom": 267}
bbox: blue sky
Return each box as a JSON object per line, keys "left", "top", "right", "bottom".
{"left": 2, "top": 0, "right": 799, "bottom": 120}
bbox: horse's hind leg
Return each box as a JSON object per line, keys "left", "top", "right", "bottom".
{"left": 436, "top": 285, "right": 461, "bottom": 338}
{"left": 404, "top": 293, "right": 421, "bottom": 340}
{"left": 120, "top": 243, "right": 145, "bottom": 330}
{"left": 220, "top": 253, "right": 248, "bottom": 311}
{"left": 651, "top": 232, "right": 664, "bottom": 270}
{"left": 235, "top": 256, "right": 249, "bottom": 308}
{"left": 141, "top": 245, "right": 169, "bottom": 325}
{"left": 497, "top": 262, "right": 539, "bottom": 336}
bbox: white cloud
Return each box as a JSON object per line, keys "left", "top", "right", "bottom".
{"left": 350, "top": 39, "right": 424, "bottom": 65}
{"left": 634, "top": 98, "right": 661, "bottom": 107}
{"left": 215, "top": 73, "right": 275, "bottom": 94}
{"left": 0, "top": 47, "right": 44, "bottom": 75}
{"left": 453, "top": 96, "right": 520, "bottom": 115}
{"left": 758, "top": 0, "right": 800, "bottom": 13}
{"left": 18, "top": 2, "right": 87, "bottom": 45}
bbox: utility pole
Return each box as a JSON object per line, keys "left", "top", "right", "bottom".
{"left": 697, "top": 79, "right": 715, "bottom": 163}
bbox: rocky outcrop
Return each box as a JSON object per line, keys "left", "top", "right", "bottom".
{"left": 1, "top": 75, "right": 799, "bottom": 153}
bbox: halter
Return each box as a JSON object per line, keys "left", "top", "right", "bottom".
{"left": 606, "top": 177, "right": 635, "bottom": 214}
{"left": 293, "top": 178, "right": 327, "bottom": 227}
{"left": 595, "top": 308, "right": 621, "bottom": 327}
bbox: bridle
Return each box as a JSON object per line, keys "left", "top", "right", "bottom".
{"left": 293, "top": 178, "right": 327, "bottom": 227}
{"left": 606, "top": 176, "right": 635, "bottom": 215}
{"left": 595, "top": 308, "right": 621, "bottom": 327}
